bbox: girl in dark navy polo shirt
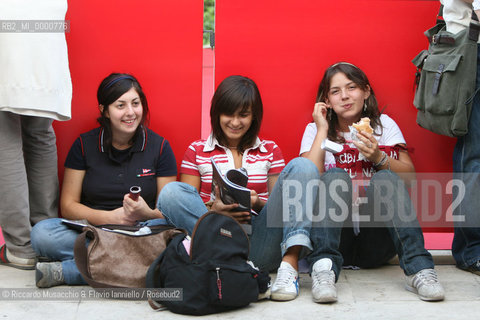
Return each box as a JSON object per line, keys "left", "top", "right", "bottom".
{"left": 31, "top": 73, "right": 177, "bottom": 288}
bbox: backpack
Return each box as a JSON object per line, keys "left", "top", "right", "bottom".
{"left": 145, "top": 211, "right": 268, "bottom": 315}
{"left": 411, "top": 5, "right": 479, "bottom": 137}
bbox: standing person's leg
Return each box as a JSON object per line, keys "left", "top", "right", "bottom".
{"left": 452, "top": 44, "right": 480, "bottom": 272}
{"left": 367, "top": 170, "right": 443, "bottom": 301}
{"left": 157, "top": 181, "right": 209, "bottom": 235}
{"left": 452, "top": 172, "right": 480, "bottom": 272}
{"left": 21, "top": 115, "right": 59, "bottom": 225}
{"left": 0, "top": 111, "right": 36, "bottom": 269}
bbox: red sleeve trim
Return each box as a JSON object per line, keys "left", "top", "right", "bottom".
{"left": 142, "top": 127, "right": 148, "bottom": 151}
{"left": 79, "top": 136, "right": 85, "bottom": 157}
{"left": 159, "top": 139, "right": 166, "bottom": 156}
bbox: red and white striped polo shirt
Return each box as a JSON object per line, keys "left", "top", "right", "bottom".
{"left": 180, "top": 135, "right": 285, "bottom": 203}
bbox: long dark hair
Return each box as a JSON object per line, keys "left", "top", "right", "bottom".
{"left": 210, "top": 75, "right": 263, "bottom": 153}
{"left": 316, "top": 63, "right": 382, "bottom": 143}
{"left": 96, "top": 73, "right": 149, "bottom": 151}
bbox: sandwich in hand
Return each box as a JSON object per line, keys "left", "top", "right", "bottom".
{"left": 352, "top": 117, "right": 373, "bottom": 134}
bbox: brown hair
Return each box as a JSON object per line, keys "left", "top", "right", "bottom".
{"left": 316, "top": 63, "right": 382, "bottom": 143}
{"left": 210, "top": 75, "right": 263, "bottom": 153}
{"left": 96, "top": 73, "right": 149, "bottom": 151}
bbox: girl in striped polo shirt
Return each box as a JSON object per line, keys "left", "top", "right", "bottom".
{"left": 158, "top": 76, "right": 323, "bottom": 293}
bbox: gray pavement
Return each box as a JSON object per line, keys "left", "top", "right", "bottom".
{"left": 1, "top": 253, "right": 480, "bottom": 320}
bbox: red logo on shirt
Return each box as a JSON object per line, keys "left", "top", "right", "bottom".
{"left": 335, "top": 145, "right": 402, "bottom": 179}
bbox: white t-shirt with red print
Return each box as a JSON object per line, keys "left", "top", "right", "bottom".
{"left": 300, "top": 114, "right": 407, "bottom": 178}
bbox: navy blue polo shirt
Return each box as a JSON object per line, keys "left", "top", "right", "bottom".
{"left": 64, "top": 126, "right": 177, "bottom": 211}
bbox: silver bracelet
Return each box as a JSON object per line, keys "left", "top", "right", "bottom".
{"left": 374, "top": 151, "right": 388, "bottom": 168}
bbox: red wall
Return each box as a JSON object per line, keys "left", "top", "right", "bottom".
{"left": 0, "top": 1, "right": 456, "bottom": 248}
{"left": 215, "top": 0, "right": 455, "bottom": 173}
{"left": 54, "top": 0, "right": 203, "bottom": 184}
{"left": 214, "top": 0, "right": 454, "bottom": 246}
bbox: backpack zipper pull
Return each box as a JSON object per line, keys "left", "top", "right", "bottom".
{"left": 216, "top": 267, "right": 222, "bottom": 300}
{"left": 414, "top": 67, "right": 421, "bottom": 90}
{"left": 432, "top": 63, "right": 444, "bottom": 96}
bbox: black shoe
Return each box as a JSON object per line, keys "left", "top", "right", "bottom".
{"left": 36, "top": 256, "right": 53, "bottom": 263}
{"left": 457, "top": 260, "right": 480, "bottom": 276}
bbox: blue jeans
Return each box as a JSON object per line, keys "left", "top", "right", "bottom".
{"left": 308, "top": 169, "right": 434, "bottom": 279}
{"left": 452, "top": 43, "right": 480, "bottom": 268}
{"left": 158, "top": 157, "right": 321, "bottom": 272}
{"left": 30, "top": 217, "right": 168, "bottom": 285}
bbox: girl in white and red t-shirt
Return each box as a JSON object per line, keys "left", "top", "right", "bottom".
{"left": 271, "top": 62, "right": 445, "bottom": 303}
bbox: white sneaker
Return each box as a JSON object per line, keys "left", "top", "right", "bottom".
{"left": 405, "top": 268, "right": 445, "bottom": 301}
{"left": 311, "top": 258, "right": 337, "bottom": 303}
{"left": 271, "top": 261, "right": 299, "bottom": 301}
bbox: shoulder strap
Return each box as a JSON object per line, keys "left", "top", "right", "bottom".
{"left": 145, "top": 233, "right": 186, "bottom": 288}
{"left": 145, "top": 234, "right": 186, "bottom": 311}
{"left": 429, "top": 5, "right": 479, "bottom": 44}
{"left": 469, "top": 8, "right": 480, "bottom": 41}
{"left": 437, "top": 4, "right": 444, "bottom": 23}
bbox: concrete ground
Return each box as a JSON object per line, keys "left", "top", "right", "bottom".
{"left": 1, "top": 252, "right": 480, "bottom": 320}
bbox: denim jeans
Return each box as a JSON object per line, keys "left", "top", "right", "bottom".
{"left": 30, "top": 217, "right": 169, "bottom": 285}
{"left": 307, "top": 169, "right": 434, "bottom": 280}
{"left": 31, "top": 218, "right": 86, "bottom": 285}
{"left": 158, "top": 157, "right": 321, "bottom": 272}
{"left": 452, "top": 43, "right": 480, "bottom": 268}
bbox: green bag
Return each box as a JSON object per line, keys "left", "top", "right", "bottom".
{"left": 412, "top": 5, "right": 479, "bottom": 137}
